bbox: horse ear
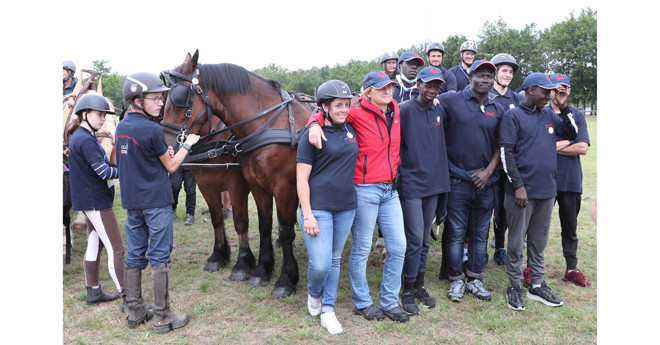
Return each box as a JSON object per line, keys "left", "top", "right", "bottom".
{"left": 183, "top": 52, "right": 192, "bottom": 64}
{"left": 181, "top": 51, "right": 198, "bottom": 76}
{"left": 191, "top": 50, "right": 199, "bottom": 69}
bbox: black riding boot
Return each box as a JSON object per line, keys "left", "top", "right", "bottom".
{"left": 86, "top": 284, "right": 120, "bottom": 305}
{"left": 125, "top": 263, "right": 153, "bottom": 329}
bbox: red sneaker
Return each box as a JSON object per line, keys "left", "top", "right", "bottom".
{"left": 563, "top": 269, "right": 592, "bottom": 287}
{"left": 523, "top": 267, "right": 531, "bottom": 287}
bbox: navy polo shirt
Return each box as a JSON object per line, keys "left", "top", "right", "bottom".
{"left": 556, "top": 107, "right": 590, "bottom": 193}
{"left": 448, "top": 64, "right": 470, "bottom": 92}
{"left": 490, "top": 87, "right": 523, "bottom": 111}
{"left": 499, "top": 103, "right": 570, "bottom": 199}
{"left": 296, "top": 124, "right": 359, "bottom": 211}
{"left": 439, "top": 89, "right": 503, "bottom": 171}
{"left": 69, "top": 126, "right": 115, "bottom": 211}
{"left": 438, "top": 66, "right": 457, "bottom": 94}
{"left": 115, "top": 112, "right": 174, "bottom": 209}
{"left": 399, "top": 98, "right": 450, "bottom": 199}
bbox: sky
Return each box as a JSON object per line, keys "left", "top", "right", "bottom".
{"left": 58, "top": 0, "right": 598, "bottom": 75}
{"left": 6, "top": 2, "right": 660, "bottom": 342}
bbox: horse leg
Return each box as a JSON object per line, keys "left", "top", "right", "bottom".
{"left": 228, "top": 179, "right": 255, "bottom": 281}
{"left": 194, "top": 175, "right": 231, "bottom": 272}
{"left": 246, "top": 188, "right": 275, "bottom": 288}
{"left": 270, "top": 193, "right": 300, "bottom": 298}
{"left": 72, "top": 210, "right": 87, "bottom": 232}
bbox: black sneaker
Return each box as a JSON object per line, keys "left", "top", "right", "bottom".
{"left": 527, "top": 281, "right": 564, "bottom": 307}
{"left": 382, "top": 307, "right": 409, "bottom": 323}
{"left": 399, "top": 290, "right": 419, "bottom": 315}
{"left": 416, "top": 287, "right": 436, "bottom": 308}
{"left": 506, "top": 285, "right": 525, "bottom": 311}
{"left": 353, "top": 305, "right": 384, "bottom": 321}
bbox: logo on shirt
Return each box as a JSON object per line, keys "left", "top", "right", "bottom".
{"left": 546, "top": 123, "right": 555, "bottom": 134}
{"left": 509, "top": 104, "right": 515, "bottom": 109}
{"left": 485, "top": 111, "right": 496, "bottom": 117}
{"left": 120, "top": 142, "right": 128, "bottom": 155}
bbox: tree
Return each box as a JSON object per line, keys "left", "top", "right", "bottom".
{"left": 85, "top": 60, "right": 126, "bottom": 109}
{"left": 441, "top": 34, "right": 469, "bottom": 70}
{"left": 540, "top": 8, "right": 597, "bottom": 109}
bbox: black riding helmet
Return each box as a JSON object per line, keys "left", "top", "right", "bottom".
{"left": 74, "top": 93, "right": 115, "bottom": 132}
{"left": 122, "top": 72, "right": 170, "bottom": 117}
{"left": 426, "top": 42, "right": 445, "bottom": 55}
{"left": 316, "top": 80, "right": 353, "bottom": 127}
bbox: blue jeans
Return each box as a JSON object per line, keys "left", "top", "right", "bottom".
{"left": 301, "top": 208, "right": 355, "bottom": 314}
{"left": 445, "top": 179, "right": 495, "bottom": 279}
{"left": 124, "top": 206, "right": 174, "bottom": 269}
{"left": 349, "top": 183, "right": 406, "bottom": 311}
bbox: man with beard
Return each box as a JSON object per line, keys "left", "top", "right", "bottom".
{"left": 426, "top": 42, "right": 457, "bottom": 94}
{"left": 499, "top": 73, "right": 577, "bottom": 311}
{"left": 448, "top": 41, "right": 478, "bottom": 92}
{"left": 438, "top": 60, "right": 504, "bottom": 303}
{"left": 487, "top": 53, "right": 525, "bottom": 267}
{"left": 393, "top": 51, "right": 425, "bottom": 103}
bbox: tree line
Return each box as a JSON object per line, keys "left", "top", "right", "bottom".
{"left": 83, "top": 8, "right": 596, "bottom": 113}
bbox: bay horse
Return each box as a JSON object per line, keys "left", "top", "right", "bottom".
{"left": 162, "top": 51, "right": 313, "bottom": 298}
{"left": 158, "top": 67, "right": 256, "bottom": 280}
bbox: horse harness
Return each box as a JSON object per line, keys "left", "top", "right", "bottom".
{"left": 160, "top": 68, "right": 313, "bottom": 164}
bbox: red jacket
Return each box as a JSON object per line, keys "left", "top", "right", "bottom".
{"left": 308, "top": 98, "right": 401, "bottom": 184}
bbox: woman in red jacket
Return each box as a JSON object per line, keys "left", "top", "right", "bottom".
{"left": 307, "top": 71, "right": 408, "bottom": 323}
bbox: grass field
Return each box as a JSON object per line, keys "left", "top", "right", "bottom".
{"left": 62, "top": 117, "right": 597, "bottom": 344}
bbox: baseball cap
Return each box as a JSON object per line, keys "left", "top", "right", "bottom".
{"left": 362, "top": 71, "right": 398, "bottom": 90}
{"left": 397, "top": 51, "right": 425, "bottom": 66}
{"left": 522, "top": 73, "right": 559, "bottom": 90}
{"left": 550, "top": 73, "right": 571, "bottom": 87}
{"left": 469, "top": 59, "right": 496, "bottom": 74}
{"left": 417, "top": 67, "right": 446, "bottom": 83}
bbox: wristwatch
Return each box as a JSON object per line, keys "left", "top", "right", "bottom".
{"left": 181, "top": 143, "right": 192, "bottom": 153}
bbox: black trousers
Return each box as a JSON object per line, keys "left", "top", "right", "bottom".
{"left": 492, "top": 171, "right": 508, "bottom": 249}
{"left": 170, "top": 168, "right": 197, "bottom": 215}
{"left": 555, "top": 191, "right": 582, "bottom": 270}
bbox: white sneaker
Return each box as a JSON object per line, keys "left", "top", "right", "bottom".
{"left": 307, "top": 294, "right": 321, "bottom": 316}
{"left": 321, "top": 312, "right": 343, "bottom": 335}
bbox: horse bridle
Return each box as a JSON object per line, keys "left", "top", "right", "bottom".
{"left": 159, "top": 65, "right": 298, "bottom": 156}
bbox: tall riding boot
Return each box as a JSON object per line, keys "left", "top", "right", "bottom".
{"left": 152, "top": 263, "right": 190, "bottom": 334}
{"left": 124, "top": 263, "right": 153, "bottom": 329}
{"left": 86, "top": 284, "right": 120, "bottom": 305}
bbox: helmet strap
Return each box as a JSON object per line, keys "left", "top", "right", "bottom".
{"left": 82, "top": 112, "right": 100, "bottom": 133}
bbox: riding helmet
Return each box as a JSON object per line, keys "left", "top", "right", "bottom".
{"left": 491, "top": 53, "right": 519, "bottom": 72}
{"left": 426, "top": 42, "right": 445, "bottom": 55}
{"left": 63, "top": 61, "right": 76, "bottom": 74}
{"left": 459, "top": 41, "right": 478, "bottom": 53}
{"left": 380, "top": 51, "right": 399, "bottom": 63}
{"left": 74, "top": 93, "right": 115, "bottom": 115}
{"left": 316, "top": 80, "right": 353, "bottom": 106}
{"left": 123, "top": 72, "right": 171, "bottom": 101}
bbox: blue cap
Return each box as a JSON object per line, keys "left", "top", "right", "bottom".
{"left": 550, "top": 73, "right": 570, "bottom": 86}
{"left": 397, "top": 51, "right": 425, "bottom": 66}
{"left": 362, "top": 71, "right": 398, "bottom": 90}
{"left": 522, "top": 73, "right": 559, "bottom": 90}
{"left": 417, "top": 67, "right": 446, "bottom": 83}
{"left": 469, "top": 59, "right": 496, "bottom": 74}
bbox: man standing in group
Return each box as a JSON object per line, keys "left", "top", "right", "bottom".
{"left": 63, "top": 61, "right": 78, "bottom": 96}
{"left": 448, "top": 41, "right": 478, "bottom": 91}
{"left": 550, "top": 73, "right": 592, "bottom": 288}
{"left": 488, "top": 53, "right": 525, "bottom": 266}
{"left": 499, "top": 73, "right": 577, "bottom": 311}
{"left": 381, "top": 51, "right": 399, "bottom": 80}
{"left": 425, "top": 42, "right": 457, "bottom": 94}
{"left": 439, "top": 60, "right": 504, "bottom": 303}
{"left": 393, "top": 51, "right": 425, "bottom": 103}
{"left": 116, "top": 72, "right": 200, "bottom": 333}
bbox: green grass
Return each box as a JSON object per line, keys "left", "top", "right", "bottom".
{"left": 63, "top": 117, "right": 597, "bottom": 344}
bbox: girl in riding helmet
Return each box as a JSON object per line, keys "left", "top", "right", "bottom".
{"left": 68, "top": 93, "right": 128, "bottom": 307}
{"left": 297, "top": 80, "right": 358, "bottom": 335}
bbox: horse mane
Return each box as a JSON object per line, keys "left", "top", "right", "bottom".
{"left": 198, "top": 63, "right": 282, "bottom": 95}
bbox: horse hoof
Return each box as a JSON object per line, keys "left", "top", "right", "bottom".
{"left": 247, "top": 276, "right": 269, "bottom": 287}
{"left": 271, "top": 286, "right": 295, "bottom": 299}
{"left": 203, "top": 262, "right": 224, "bottom": 272}
{"left": 229, "top": 270, "right": 250, "bottom": 281}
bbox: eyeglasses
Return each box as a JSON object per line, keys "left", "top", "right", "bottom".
{"left": 143, "top": 97, "right": 164, "bottom": 104}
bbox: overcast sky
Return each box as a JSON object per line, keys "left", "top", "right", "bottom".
{"left": 61, "top": 0, "right": 597, "bottom": 75}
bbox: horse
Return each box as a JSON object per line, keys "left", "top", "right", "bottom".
{"left": 158, "top": 69, "right": 257, "bottom": 280}
{"left": 161, "top": 51, "right": 314, "bottom": 298}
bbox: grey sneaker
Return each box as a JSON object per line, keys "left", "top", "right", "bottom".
{"left": 184, "top": 214, "right": 195, "bottom": 225}
{"left": 447, "top": 279, "right": 466, "bottom": 302}
{"left": 507, "top": 285, "right": 525, "bottom": 311}
{"left": 527, "top": 281, "right": 563, "bottom": 307}
{"left": 466, "top": 279, "right": 492, "bottom": 301}
{"left": 490, "top": 238, "right": 496, "bottom": 248}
